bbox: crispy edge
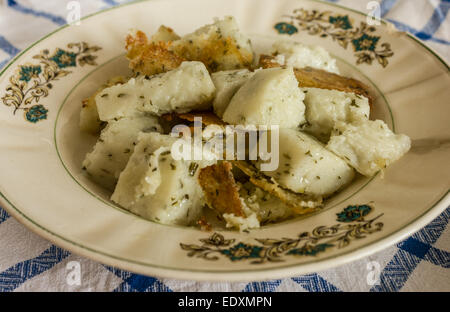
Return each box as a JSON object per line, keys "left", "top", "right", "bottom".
{"left": 198, "top": 161, "right": 245, "bottom": 217}
{"left": 150, "top": 25, "right": 181, "bottom": 42}
{"left": 161, "top": 111, "right": 227, "bottom": 126}
{"left": 258, "top": 54, "right": 374, "bottom": 105}
{"left": 171, "top": 33, "right": 253, "bottom": 72}
{"left": 125, "top": 30, "right": 185, "bottom": 76}
{"left": 177, "top": 111, "right": 228, "bottom": 126}
{"left": 234, "top": 161, "right": 322, "bottom": 215}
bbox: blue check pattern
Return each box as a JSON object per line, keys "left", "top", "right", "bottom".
{"left": 0, "top": 0, "right": 449, "bottom": 292}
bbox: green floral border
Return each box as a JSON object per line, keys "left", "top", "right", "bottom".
{"left": 1, "top": 42, "right": 101, "bottom": 123}
{"left": 181, "top": 205, "right": 384, "bottom": 263}
{"left": 275, "top": 8, "right": 394, "bottom": 68}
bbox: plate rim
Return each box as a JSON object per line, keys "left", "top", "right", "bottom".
{"left": 0, "top": 0, "right": 449, "bottom": 281}
{"left": 1, "top": 190, "right": 448, "bottom": 281}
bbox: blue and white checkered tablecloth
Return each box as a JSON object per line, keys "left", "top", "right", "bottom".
{"left": 0, "top": 0, "right": 449, "bottom": 292}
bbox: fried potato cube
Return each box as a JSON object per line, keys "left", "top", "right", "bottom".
{"left": 126, "top": 29, "right": 185, "bottom": 76}
{"left": 198, "top": 162, "right": 260, "bottom": 231}
{"left": 222, "top": 67, "right": 306, "bottom": 128}
{"left": 271, "top": 40, "right": 340, "bottom": 74}
{"left": 234, "top": 161, "right": 322, "bottom": 215}
{"left": 111, "top": 133, "right": 217, "bottom": 225}
{"left": 326, "top": 120, "right": 411, "bottom": 177}
{"left": 198, "top": 161, "right": 245, "bottom": 217}
{"left": 257, "top": 129, "right": 355, "bottom": 197}
{"left": 170, "top": 16, "right": 253, "bottom": 72}
{"left": 79, "top": 76, "right": 127, "bottom": 134}
{"left": 258, "top": 54, "right": 374, "bottom": 104}
{"left": 211, "top": 69, "right": 254, "bottom": 117}
{"left": 238, "top": 181, "right": 295, "bottom": 224}
{"left": 82, "top": 116, "right": 162, "bottom": 190}
{"left": 95, "top": 61, "right": 216, "bottom": 121}
{"left": 301, "top": 87, "right": 370, "bottom": 142}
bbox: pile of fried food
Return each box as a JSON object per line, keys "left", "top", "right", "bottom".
{"left": 80, "top": 17, "right": 411, "bottom": 231}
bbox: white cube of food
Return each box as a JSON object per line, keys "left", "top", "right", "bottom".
{"left": 80, "top": 93, "right": 103, "bottom": 135}
{"left": 211, "top": 69, "right": 255, "bottom": 117}
{"left": 80, "top": 76, "right": 127, "bottom": 134}
{"left": 150, "top": 25, "right": 180, "bottom": 43}
{"left": 327, "top": 120, "right": 411, "bottom": 177}
{"left": 239, "top": 182, "right": 294, "bottom": 223}
{"left": 222, "top": 209, "right": 260, "bottom": 232}
{"left": 111, "top": 133, "right": 217, "bottom": 226}
{"left": 221, "top": 183, "right": 263, "bottom": 231}
{"left": 302, "top": 88, "right": 370, "bottom": 142}
{"left": 257, "top": 128, "right": 355, "bottom": 196}
{"left": 95, "top": 61, "right": 215, "bottom": 121}
{"left": 272, "top": 40, "right": 340, "bottom": 74}
{"left": 170, "top": 16, "right": 253, "bottom": 71}
{"left": 82, "top": 116, "right": 162, "bottom": 190}
{"left": 222, "top": 67, "right": 306, "bottom": 127}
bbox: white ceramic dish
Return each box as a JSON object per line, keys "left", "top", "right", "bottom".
{"left": 0, "top": 0, "right": 448, "bottom": 281}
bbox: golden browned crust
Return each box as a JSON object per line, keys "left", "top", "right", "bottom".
{"left": 170, "top": 34, "right": 253, "bottom": 72}
{"left": 161, "top": 111, "right": 227, "bottom": 128}
{"left": 234, "top": 161, "right": 322, "bottom": 215}
{"left": 198, "top": 161, "right": 245, "bottom": 217}
{"left": 258, "top": 54, "right": 374, "bottom": 105}
{"left": 176, "top": 111, "right": 227, "bottom": 126}
{"left": 258, "top": 54, "right": 281, "bottom": 69}
{"left": 125, "top": 30, "right": 185, "bottom": 76}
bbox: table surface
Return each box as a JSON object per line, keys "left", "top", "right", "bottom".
{"left": 0, "top": 0, "right": 449, "bottom": 292}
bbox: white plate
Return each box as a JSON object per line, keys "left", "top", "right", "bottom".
{"left": 0, "top": 0, "right": 449, "bottom": 281}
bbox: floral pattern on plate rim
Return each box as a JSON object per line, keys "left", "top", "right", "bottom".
{"left": 274, "top": 8, "right": 394, "bottom": 68}
{"left": 180, "top": 205, "right": 384, "bottom": 263}
{"left": 1, "top": 42, "right": 101, "bottom": 123}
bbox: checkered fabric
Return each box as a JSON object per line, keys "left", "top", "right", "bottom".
{"left": 0, "top": 0, "right": 449, "bottom": 292}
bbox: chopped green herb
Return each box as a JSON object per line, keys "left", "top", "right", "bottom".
{"left": 350, "top": 99, "right": 360, "bottom": 108}
{"left": 189, "top": 162, "right": 199, "bottom": 176}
